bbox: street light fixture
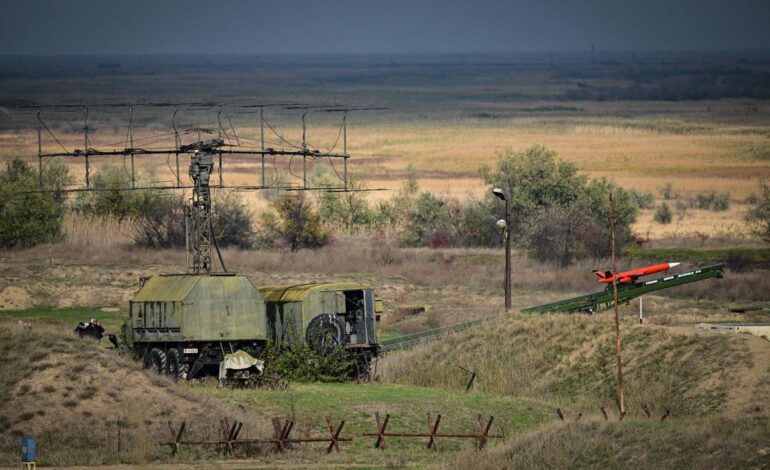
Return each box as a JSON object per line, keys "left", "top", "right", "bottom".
{"left": 492, "top": 187, "right": 512, "bottom": 311}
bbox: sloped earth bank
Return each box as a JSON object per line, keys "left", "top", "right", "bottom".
{"left": 0, "top": 320, "right": 553, "bottom": 468}
{"left": 380, "top": 314, "right": 770, "bottom": 418}
{"left": 382, "top": 315, "right": 770, "bottom": 469}
{"left": 442, "top": 416, "right": 770, "bottom": 469}
{"left": 0, "top": 322, "right": 271, "bottom": 467}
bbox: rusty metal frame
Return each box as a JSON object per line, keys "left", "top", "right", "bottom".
{"left": 159, "top": 416, "right": 351, "bottom": 455}
{"left": 558, "top": 405, "right": 672, "bottom": 423}
{"left": 362, "top": 412, "right": 502, "bottom": 451}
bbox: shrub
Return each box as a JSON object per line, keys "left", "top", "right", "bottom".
{"left": 694, "top": 191, "right": 730, "bottom": 211}
{"left": 318, "top": 180, "right": 373, "bottom": 234}
{"left": 481, "top": 146, "right": 637, "bottom": 264}
{"left": 456, "top": 196, "right": 501, "bottom": 247}
{"left": 745, "top": 181, "right": 770, "bottom": 244}
{"left": 628, "top": 189, "right": 655, "bottom": 209}
{"left": 658, "top": 182, "right": 676, "bottom": 200}
{"left": 74, "top": 166, "right": 255, "bottom": 248}
{"left": 262, "top": 340, "right": 352, "bottom": 382}
{"left": 654, "top": 202, "right": 673, "bottom": 224}
{"left": 211, "top": 191, "right": 255, "bottom": 248}
{"left": 72, "top": 166, "right": 134, "bottom": 220}
{"left": 399, "top": 192, "right": 453, "bottom": 247}
{"left": 256, "top": 194, "right": 331, "bottom": 251}
{"left": 129, "top": 191, "right": 186, "bottom": 248}
{"left": 0, "top": 158, "right": 72, "bottom": 248}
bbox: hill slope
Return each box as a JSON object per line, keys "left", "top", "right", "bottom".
{"left": 442, "top": 417, "right": 770, "bottom": 469}
{"left": 380, "top": 313, "right": 770, "bottom": 418}
{"left": 0, "top": 321, "right": 255, "bottom": 466}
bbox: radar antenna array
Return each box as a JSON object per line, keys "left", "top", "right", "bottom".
{"left": 12, "top": 101, "right": 385, "bottom": 274}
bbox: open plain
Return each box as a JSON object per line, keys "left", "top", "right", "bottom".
{"left": 1, "top": 54, "right": 769, "bottom": 468}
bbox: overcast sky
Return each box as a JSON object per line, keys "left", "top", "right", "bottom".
{"left": 1, "top": 0, "right": 769, "bottom": 55}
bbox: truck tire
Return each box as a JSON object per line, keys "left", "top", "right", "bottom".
{"left": 306, "top": 314, "right": 346, "bottom": 353}
{"left": 167, "top": 348, "right": 181, "bottom": 380}
{"left": 149, "top": 348, "right": 167, "bottom": 374}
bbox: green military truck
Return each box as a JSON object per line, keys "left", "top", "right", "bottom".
{"left": 121, "top": 273, "right": 381, "bottom": 380}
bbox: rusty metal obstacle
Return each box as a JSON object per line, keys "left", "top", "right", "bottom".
{"left": 556, "top": 405, "right": 671, "bottom": 422}
{"left": 159, "top": 416, "right": 351, "bottom": 455}
{"left": 160, "top": 412, "right": 505, "bottom": 457}
{"left": 362, "top": 412, "right": 503, "bottom": 450}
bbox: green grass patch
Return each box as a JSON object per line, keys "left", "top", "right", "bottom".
{"left": 206, "top": 382, "right": 550, "bottom": 459}
{"left": 0, "top": 307, "right": 125, "bottom": 330}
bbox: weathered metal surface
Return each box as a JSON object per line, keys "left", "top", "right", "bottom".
{"left": 133, "top": 275, "right": 200, "bottom": 302}
{"left": 362, "top": 412, "right": 502, "bottom": 450}
{"left": 523, "top": 263, "right": 725, "bottom": 314}
{"left": 260, "top": 282, "right": 372, "bottom": 302}
{"left": 260, "top": 282, "right": 381, "bottom": 346}
{"left": 131, "top": 274, "right": 266, "bottom": 342}
{"left": 159, "top": 416, "right": 351, "bottom": 456}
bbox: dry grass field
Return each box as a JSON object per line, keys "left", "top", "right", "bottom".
{"left": 2, "top": 57, "right": 769, "bottom": 240}
{"left": 1, "top": 56, "right": 769, "bottom": 468}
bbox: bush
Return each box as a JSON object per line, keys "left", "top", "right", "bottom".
{"left": 658, "top": 182, "right": 676, "bottom": 200}
{"left": 318, "top": 180, "right": 373, "bottom": 234}
{"left": 654, "top": 202, "right": 673, "bottom": 224}
{"left": 262, "top": 340, "right": 352, "bottom": 382}
{"left": 399, "top": 192, "right": 453, "bottom": 247}
{"left": 0, "top": 158, "right": 72, "bottom": 248}
{"left": 694, "top": 191, "right": 730, "bottom": 211}
{"left": 746, "top": 181, "right": 770, "bottom": 244}
{"left": 211, "top": 191, "right": 255, "bottom": 248}
{"left": 73, "top": 166, "right": 255, "bottom": 249}
{"left": 256, "top": 194, "right": 331, "bottom": 251}
{"left": 129, "top": 191, "right": 186, "bottom": 248}
{"left": 455, "top": 196, "right": 501, "bottom": 247}
{"left": 72, "top": 166, "right": 134, "bottom": 220}
{"left": 628, "top": 189, "right": 655, "bottom": 209}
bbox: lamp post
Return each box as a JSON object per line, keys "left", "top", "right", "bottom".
{"left": 492, "top": 187, "right": 511, "bottom": 311}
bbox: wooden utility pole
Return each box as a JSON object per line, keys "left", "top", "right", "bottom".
{"left": 609, "top": 191, "right": 625, "bottom": 414}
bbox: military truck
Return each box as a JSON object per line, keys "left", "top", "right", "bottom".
{"left": 123, "top": 273, "right": 381, "bottom": 380}
{"left": 116, "top": 140, "right": 381, "bottom": 381}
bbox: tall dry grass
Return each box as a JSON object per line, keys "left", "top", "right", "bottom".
{"left": 441, "top": 415, "right": 770, "bottom": 470}
{"left": 379, "top": 314, "right": 758, "bottom": 417}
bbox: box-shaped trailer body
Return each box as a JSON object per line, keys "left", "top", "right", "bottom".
{"left": 129, "top": 273, "right": 267, "bottom": 343}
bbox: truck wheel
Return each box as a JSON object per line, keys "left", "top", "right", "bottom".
{"left": 167, "top": 349, "right": 181, "bottom": 380}
{"left": 306, "top": 314, "right": 346, "bottom": 353}
{"left": 149, "top": 348, "right": 167, "bottom": 374}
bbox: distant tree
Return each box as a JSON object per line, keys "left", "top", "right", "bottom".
{"left": 481, "top": 146, "right": 586, "bottom": 246}
{"left": 654, "top": 202, "right": 673, "bottom": 224}
{"left": 399, "top": 192, "right": 453, "bottom": 247}
{"left": 318, "top": 180, "right": 373, "bottom": 234}
{"left": 746, "top": 181, "right": 770, "bottom": 244}
{"left": 482, "top": 146, "right": 637, "bottom": 265}
{"left": 0, "top": 158, "right": 72, "bottom": 248}
{"left": 211, "top": 191, "right": 255, "bottom": 249}
{"left": 257, "top": 194, "right": 331, "bottom": 251}
{"left": 73, "top": 166, "right": 255, "bottom": 249}
{"left": 456, "top": 196, "right": 500, "bottom": 247}
{"left": 72, "top": 166, "right": 134, "bottom": 220}
{"left": 129, "top": 190, "right": 186, "bottom": 248}
{"left": 627, "top": 188, "right": 655, "bottom": 210}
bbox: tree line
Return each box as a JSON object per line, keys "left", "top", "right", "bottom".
{"left": 3, "top": 146, "right": 769, "bottom": 265}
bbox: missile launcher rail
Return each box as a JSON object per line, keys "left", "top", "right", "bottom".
{"left": 522, "top": 263, "right": 724, "bottom": 314}
{"left": 379, "top": 263, "right": 725, "bottom": 353}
